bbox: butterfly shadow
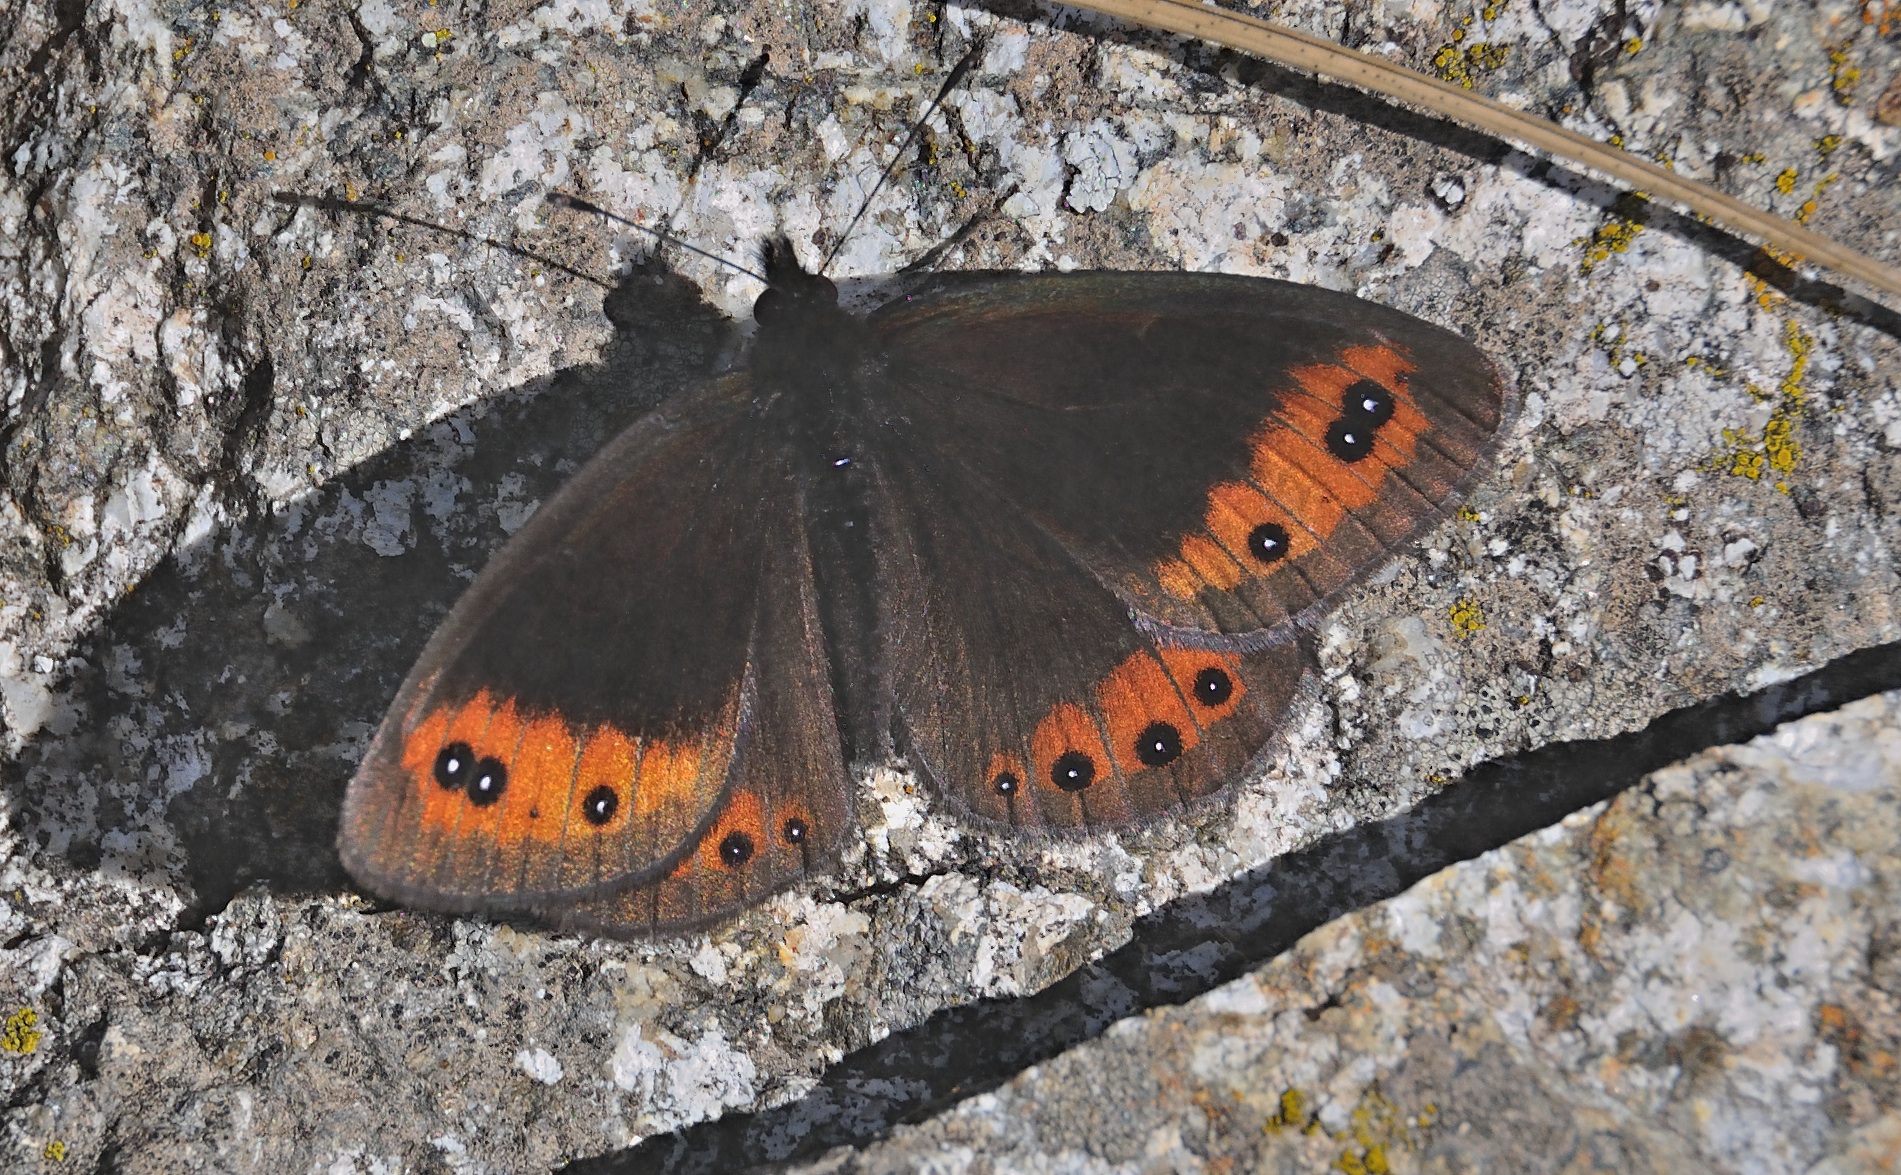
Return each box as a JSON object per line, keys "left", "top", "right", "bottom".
{"left": 1, "top": 259, "right": 734, "bottom": 930}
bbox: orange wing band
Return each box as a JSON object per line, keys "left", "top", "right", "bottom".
{"left": 1155, "top": 342, "right": 1425, "bottom": 601}
{"left": 396, "top": 688, "right": 733, "bottom": 858}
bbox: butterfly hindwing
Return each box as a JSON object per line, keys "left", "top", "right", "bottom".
{"left": 871, "top": 435, "right": 1308, "bottom": 832}
{"left": 872, "top": 272, "right": 1510, "bottom": 638}
{"left": 549, "top": 493, "right": 852, "bottom": 936}
{"left": 340, "top": 375, "right": 848, "bottom": 923}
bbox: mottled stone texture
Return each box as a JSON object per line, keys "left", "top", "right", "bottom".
{"left": 0, "top": 0, "right": 1897, "bottom": 1168}
{"left": 785, "top": 690, "right": 1901, "bottom": 1175}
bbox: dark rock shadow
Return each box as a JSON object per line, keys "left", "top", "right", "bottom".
{"left": 565, "top": 638, "right": 1901, "bottom": 1174}
{"left": 0, "top": 261, "right": 731, "bottom": 928}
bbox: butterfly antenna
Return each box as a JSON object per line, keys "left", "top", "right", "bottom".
{"left": 546, "top": 193, "right": 768, "bottom": 284}
{"left": 899, "top": 180, "right": 1017, "bottom": 275}
{"left": 819, "top": 44, "right": 981, "bottom": 276}
{"left": 269, "top": 192, "right": 613, "bottom": 287}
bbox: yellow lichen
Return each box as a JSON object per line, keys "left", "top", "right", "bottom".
{"left": 1448, "top": 598, "right": 1485, "bottom": 636}
{"left": 1775, "top": 168, "right": 1799, "bottom": 194}
{"left": 1591, "top": 320, "right": 1649, "bottom": 374}
{"left": 1719, "top": 320, "right": 1811, "bottom": 483}
{"left": 1795, "top": 172, "right": 1841, "bottom": 224}
{"left": 1828, "top": 48, "right": 1861, "bottom": 99}
{"left": 1, "top": 1007, "right": 41, "bottom": 1054}
{"left": 1433, "top": 40, "right": 1509, "bottom": 88}
{"left": 1266, "top": 1086, "right": 1310, "bottom": 1132}
{"left": 1575, "top": 193, "right": 1649, "bottom": 276}
{"left": 1334, "top": 1087, "right": 1419, "bottom": 1174}
{"left": 189, "top": 231, "right": 212, "bottom": 257}
{"left": 44, "top": 1141, "right": 67, "bottom": 1162}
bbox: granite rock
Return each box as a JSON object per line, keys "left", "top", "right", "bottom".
{"left": 783, "top": 689, "right": 1901, "bottom": 1175}
{"left": 0, "top": 0, "right": 1897, "bottom": 1168}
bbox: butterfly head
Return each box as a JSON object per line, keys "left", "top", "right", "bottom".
{"left": 752, "top": 238, "right": 838, "bottom": 326}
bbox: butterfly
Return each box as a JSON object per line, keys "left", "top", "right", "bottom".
{"left": 334, "top": 211, "right": 1512, "bottom": 936}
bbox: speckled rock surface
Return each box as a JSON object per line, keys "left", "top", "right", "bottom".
{"left": 0, "top": 0, "right": 1897, "bottom": 1168}
{"left": 782, "top": 689, "right": 1901, "bottom": 1175}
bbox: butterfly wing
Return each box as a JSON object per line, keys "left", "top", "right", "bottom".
{"left": 872, "top": 272, "right": 1510, "bottom": 636}
{"left": 871, "top": 439, "right": 1309, "bottom": 832}
{"left": 868, "top": 272, "right": 1508, "bottom": 830}
{"left": 543, "top": 513, "right": 853, "bottom": 936}
{"left": 339, "top": 375, "right": 850, "bottom": 923}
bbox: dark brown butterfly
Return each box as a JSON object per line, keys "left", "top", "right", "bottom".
{"left": 336, "top": 225, "right": 1510, "bottom": 934}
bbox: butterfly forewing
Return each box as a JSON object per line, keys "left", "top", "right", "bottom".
{"left": 871, "top": 272, "right": 1510, "bottom": 638}
{"left": 340, "top": 376, "right": 824, "bottom": 912}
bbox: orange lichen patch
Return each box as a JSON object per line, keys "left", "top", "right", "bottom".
{"left": 1339, "top": 343, "right": 1416, "bottom": 391}
{"left": 572, "top": 726, "right": 641, "bottom": 831}
{"left": 697, "top": 787, "right": 765, "bottom": 871}
{"left": 491, "top": 714, "right": 580, "bottom": 845}
{"left": 1252, "top": 425, "right": 1378, "bottom": 511}
{"left": 1095, "top": 651, "right": 1201, "bottom": 776}
{"left": 1157, "top": 647, "right": 1247, "bottom": 726}
{"left": 1030, "top": 701, "right": 1113, "bottom": 793}
{"left": 1203, "top": 480, "right": 1314, "bottom": 567}
{"left": 1178, "top": 533, "right": 1244, "bottom": 590}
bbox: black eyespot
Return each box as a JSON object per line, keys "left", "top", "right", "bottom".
{"left": 1325, "top": 418, "right": 1375, "bottom": 462}
{"left": 1342, "top": 379, "right": 1394, "bottom": 428}
{"left": 1051, "top": 751, "right": 1096, "bottom": 792}
{"left": 782, "top": 817, "right": 808, "bottom": 845}
{"left": 993, "top": 772, "right": 1020, "bottom": 797}
{"left": 466, "top": 756, "right": 508, "bottom": 806}
{"left": 719, "top": 830, "right": 755, "bottom": 867}
{"left": 1247, "top": 521, "right": 1290, "bottom": 564}
{"left": 1192, "top": 667, "right": 1234, "bottom": 707}
{"left": 582, "top": 785, "right": 618, "bottom": 826}
{"left": 1134, "top": 722, "right": 1184, "bottom": 767}
{"left": 434, "top": 742, "right": 474, "bottom": 791}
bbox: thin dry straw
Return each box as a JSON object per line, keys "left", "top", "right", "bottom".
{"left": 1071, "top": 0, "right": 1901, "bottom": 302}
